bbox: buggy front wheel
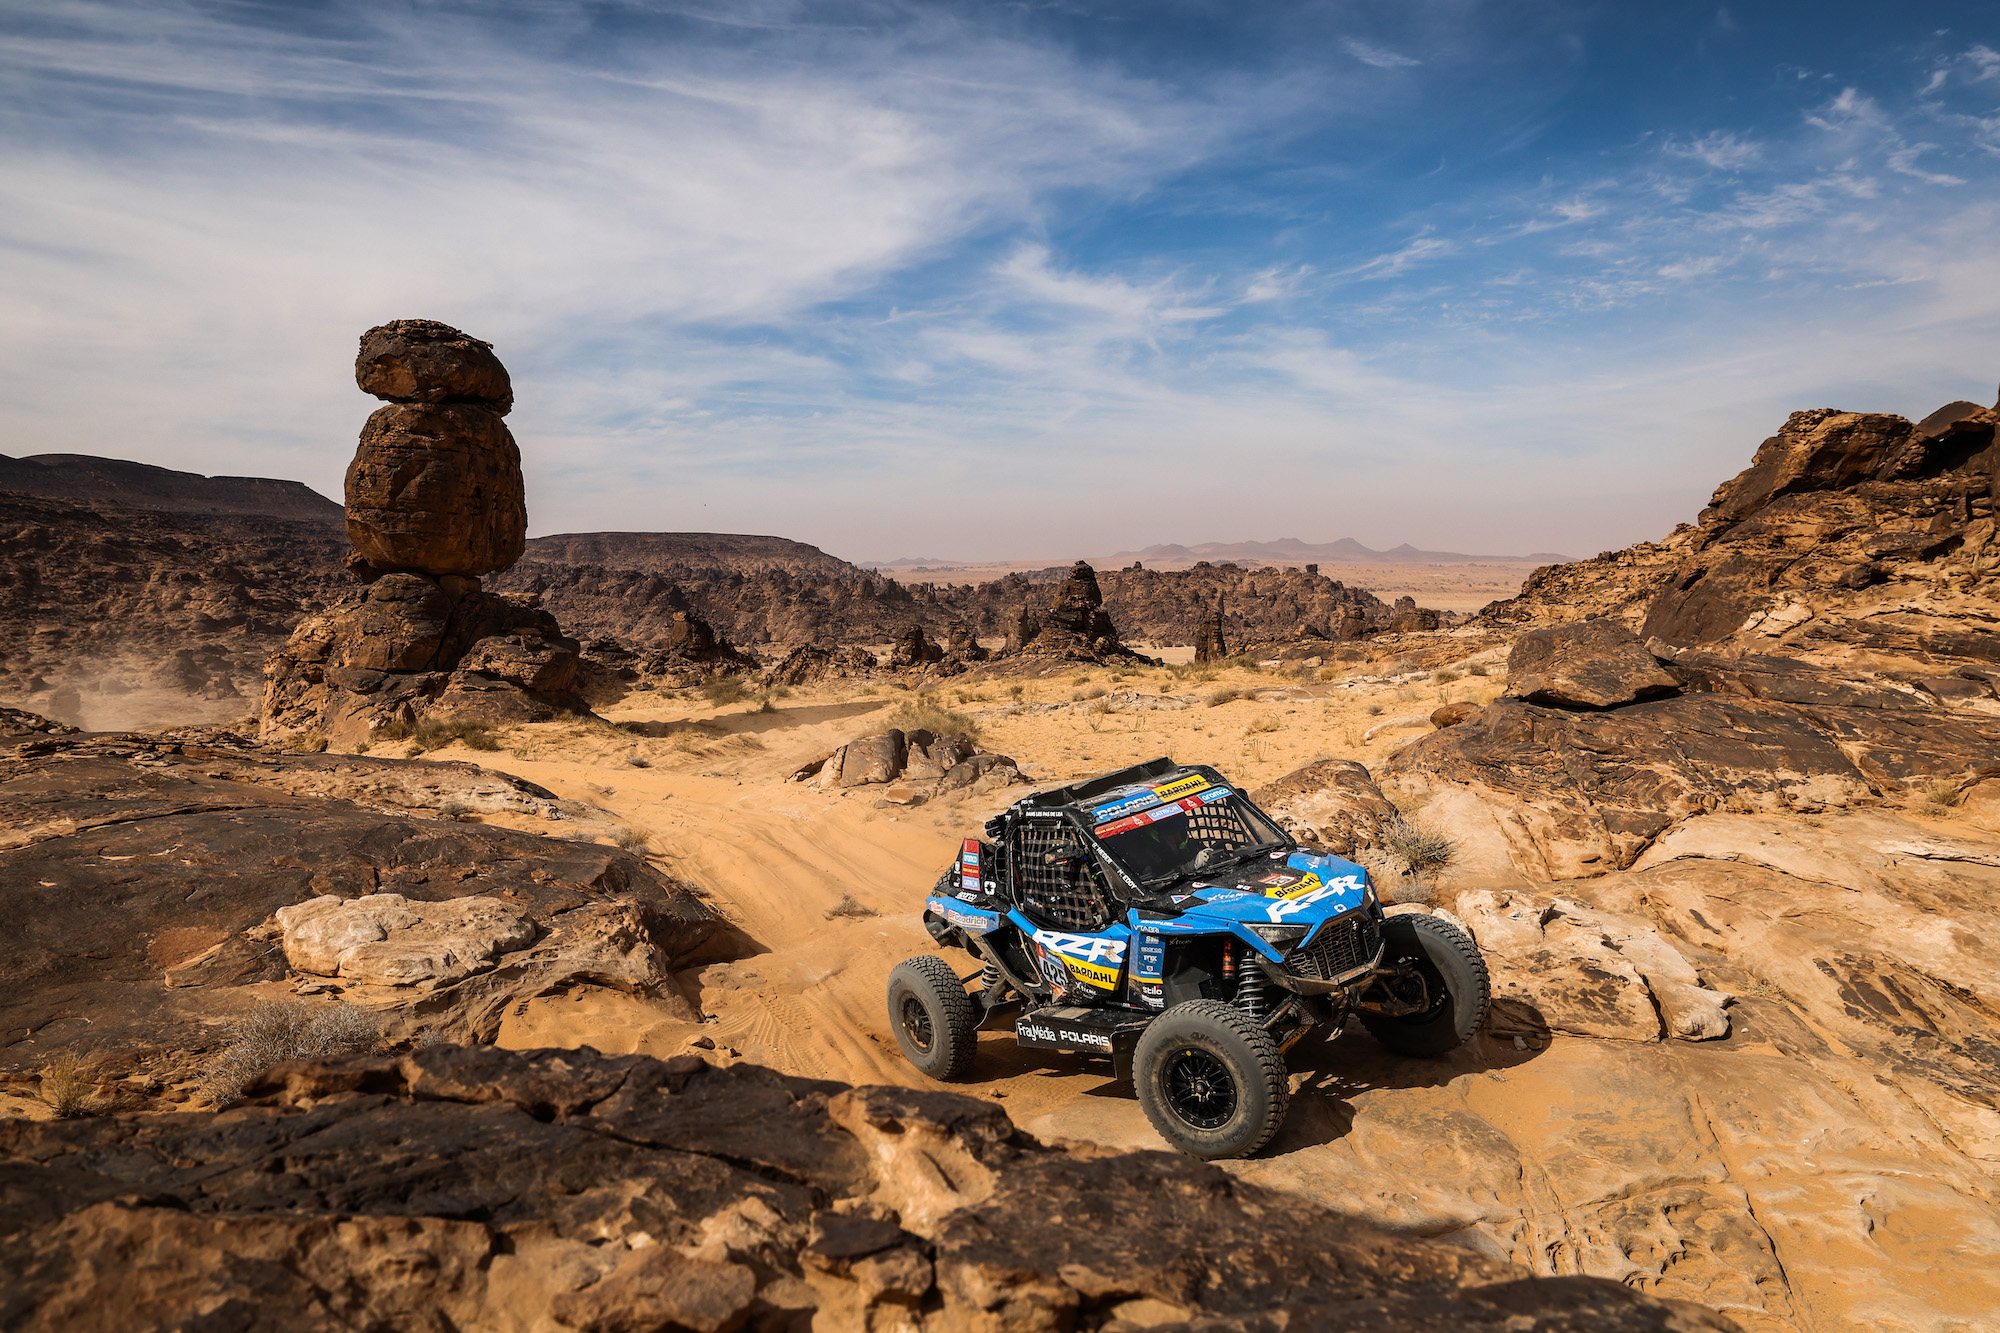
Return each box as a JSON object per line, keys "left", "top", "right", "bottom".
{"left": 1358, "top": 912, "right": 1490, "bottom": 1056}
{"left": 1133, "top": 1000, "right": 1289, "bottom": 1159}
{"left": 886, "top": 956, "right": 979, "bottom": 1080}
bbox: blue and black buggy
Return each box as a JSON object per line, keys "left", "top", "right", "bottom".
{"left": 887, "top": 758, "right": 1490, "bottom": 1158}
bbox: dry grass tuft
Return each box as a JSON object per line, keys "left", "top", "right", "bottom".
{"left": 824, "top": 893, "right": 880, "bottom": 920}
{"left": 400, "top": 717, "right": 500, "bottom": 753}
{"left": 1433, "top": 667, "right": 1463, "bottom": 684}
{"left": 885, "top": 695, "right": 981, "bottom": 743}
{"left": 702, "top": 676, "right": 751, "bottom": 706}
{"left": 1245, "top": 712, "right": 1283, "bottom": 734}
{"left": 197, "top": 1000, "right": 381, "bottom": 1107}
{"left": 1384, "top": 816, "right": 1457, "bottom": 877}
{"left": 38, "top": 1051, "right": 111, "bottom": 1118}
{"left": 613, "top": 825, "right": 653, "bottom": 853}
{"left": 1205, "top": 686, "right": 1248, "bottom": 708}
{"left": 1466, "top": 663, "right": 1491, "bottom": 677}
{"left": 1920, "top": 777, "right": 1964, "bottom": 811}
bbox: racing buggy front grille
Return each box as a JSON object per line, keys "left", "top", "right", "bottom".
{"left": 1286, "top": 912, "right": 1381, "bottom": 983}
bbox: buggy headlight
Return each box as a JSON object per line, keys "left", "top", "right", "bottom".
{"left": 1246, "top": 923, "right": 1309, "bottom": 949}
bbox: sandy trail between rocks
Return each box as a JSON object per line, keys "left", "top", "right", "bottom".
{"left": 428, "top": 659, "right": 2000, "bottom": 1333}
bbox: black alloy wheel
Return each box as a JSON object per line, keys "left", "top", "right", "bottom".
{"left": 1162, "top": 1047, "right": 1238, "bottom": 1129}
{"left": 1133, "top": 999, "right": 1288, "bottom": 1159}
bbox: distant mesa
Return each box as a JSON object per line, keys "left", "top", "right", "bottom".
{"left": 0, "top": 451, "right": 341, "bottom": 523}
{"left": 1108, "top": 537, "right": 1575, "bottom": 565}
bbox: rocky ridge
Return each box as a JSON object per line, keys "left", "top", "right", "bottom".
{"left": 0, "top": 1042, "right": 1736, "bottom": 1333}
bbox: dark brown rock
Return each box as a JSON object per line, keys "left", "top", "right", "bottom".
{"left": 1431, "top": 701, "right": 1478, "bottom": 728}
{"left": 345, "top": 401, "right": 527, "bottom": 579}
{"left": 888, "top": 621, "right": 944, "bottom": 670}
{"left": 763, "top": 644, "right": 878, "bottom": 688}
{"left": 355, "top": 318, "right": 513, "bottom": 413}
{"left": 1195, "top": 598, "right": 1229, "bottom": 662}
{"left": 0, "top": 1043, "right": 1741, "bottom": 1333}
{"left": 1504, "top": 618, "right": 1681, "bottom": 709}
{"left": 0, "top": 736, "right": 721, "bottom": 1068}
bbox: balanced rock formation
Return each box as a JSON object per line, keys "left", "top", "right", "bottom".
{"left": 345, "top": 320, "right": 524, "bottom": 581}
{"left": 263, "top": 323, "right": 586, "bottom": 748}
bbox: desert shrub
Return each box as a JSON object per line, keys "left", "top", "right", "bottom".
{"left": 1246, "top": 712, "right": 1283, "bottom": 735}
{"left": 1086, "top": 686, "right": 1108, "bottom": 700}
{"left": 613, "top": 825, "right": 653, "bottom": 853}
{"left": 1206, "top": 686, "right": 1247, "bottom": 708}
{"left": 1071, "top": 674, "right": 1091, "bottom": 685}
{"left": 1384, "top": 817, "right": 1456, "bottom": 877}
{"left": 1007, "top": 683, "right": 1025, "bottom": 699}
{"left": 624, "top": 752, "right": 651, "bottom": 768}
{"left": 437, "top": 799, "right": 471, "bottom": 821}
{"left": 197, "top": 1000, "right": 381, "bottom": 1107}
{"left": 409, "top": 718, "right": 499, "bottom": 753}
{"left": 1365, "top": 703, "right": 1384, "bottom": 716}
{"left": 1434, "top": 668, "right": 1463, "bottom": 685}
{"left": 702, "top": 676, "right": 751, "bottom": 706}
{"left": 1466, "top": 663, "right": 1490, "bottom": 677}
{"left": 1920, "top": 777, "right": 1964, "bottom": 810}
{"left": 824, "top": 893, "right": 880, "bottom": 920}
{"left": 282, "top": 732, "right": 328, "bottom": 753}
{"left": 886, "top": 695, "right": 981, "bottom": 743}
{"left": 38, "top": 1051, "right": 107, "bottom": 1118}
{"left": 755, "top": 695, "right": 779, "bottom": 714}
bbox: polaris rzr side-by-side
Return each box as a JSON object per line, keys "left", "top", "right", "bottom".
{"left": 886, "top": 757, "right": 1491, "bottom": 1158}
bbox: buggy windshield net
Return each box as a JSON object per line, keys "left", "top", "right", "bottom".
{"left": 1093, "top": 790, "right": 1287, "bottom": 885}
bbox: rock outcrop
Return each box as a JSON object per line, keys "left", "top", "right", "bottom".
{"left": 0, "top": 732, "right": 725, "bottom": 1076}
{"left": 1482, "top": 400, "right": 1999, "bottom": 663}
{"left": 0, "top": 1043, "right": 1741, "bottom": 1333}
{"left": 1504, "top": 618, "right": 1681, "bottom": 708}
{"left": 789, "top": 728, "right": 1025, "bottom": 804}
{"left": 1250, "top": 757, "right": 1398, "bottom": 860}
{"left": 262, "top": 323, "right": 589, "bottom": 749}
{"left": 1004, "top": 561, "right": 1156, "bottom": 666}
{"left": 1194, "top": 597, "right": 1229, "bottom": 662}
{"left": 764, "top": 643, "right": 881, "bottom": 688}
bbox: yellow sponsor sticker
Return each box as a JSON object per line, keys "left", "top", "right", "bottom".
{"left": 1274, "top": 873, "right": 1322, "bottom": 900}
{"left": 1150, "top": 774, "right": 1210, "bottom": 802}
{"left": 1061, "top": 956, "right": 1122, "bottom": 989}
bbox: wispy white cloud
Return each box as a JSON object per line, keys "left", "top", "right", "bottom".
{"left": 1663, "top": 130, "right": 1761, "bottom": 170}
{"left": 1342, "top": 39, "right": 1420, "bottom": 69}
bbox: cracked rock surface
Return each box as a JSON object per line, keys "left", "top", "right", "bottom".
{"left": 0, "top": 1044, "right": 1739, "bottom": 1333}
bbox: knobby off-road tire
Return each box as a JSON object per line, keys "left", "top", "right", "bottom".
{"left": 887, "top": 956, "right": 979, "bottom": 1080}
{"left": 1360, "top": 913, "right": 1490, "bottom": 1057}
{"left": 1133, "top": 1000, "right": 1289, "bottom": 1160}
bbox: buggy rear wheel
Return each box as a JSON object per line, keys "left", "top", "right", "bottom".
{"left": 1359, "top": 913, "right": 1490, "bottom": 1056}
{"left": 1133, "top": 1000, "right": 1289, "bottom": 1159}
{"left": 886, "top": 956, "right": 979, "bottom": 1080}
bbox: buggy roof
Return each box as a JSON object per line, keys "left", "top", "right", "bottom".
{"left": 1002, "top": 758, "right": 1229, "bottom": 824}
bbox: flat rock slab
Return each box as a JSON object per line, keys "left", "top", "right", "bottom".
{"left": 1505, "top": 618, "right": 1681, "bottom": 709}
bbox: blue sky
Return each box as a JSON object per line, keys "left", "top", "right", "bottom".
{"left": 2, "top": 1, "right": 1997, "bottom": 561}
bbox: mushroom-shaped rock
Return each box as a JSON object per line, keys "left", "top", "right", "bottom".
{"left": 356, "top": 318, "right": 513, "bottom": 413}
{"left": 1504, "top": 618, "right": 1680, "bottom": 709}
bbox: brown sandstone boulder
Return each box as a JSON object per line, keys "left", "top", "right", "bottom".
{"left": 355, "top": 318, "right": 513, "bottom": 413}
{"left": 1431, "top": 701, "right": 1478, "bottom": 728}
{"left": 1504, "top": 618, "right": 1680, "bottom": 709}
{"left": 1250, "top": 758, "right": 1397, "bottom": 859}
{"left": 888, "top": 621, "right": 944, "bottom": 670}
{"left": 345, "top": 402, "right": 527, "bottom": 579}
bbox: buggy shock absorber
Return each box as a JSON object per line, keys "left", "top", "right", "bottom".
{"left": 980, "top": 958, "right": 1002, "bottom": 996}
{"left": 1221, "top": 939, "right": 1238, "bottom": 991}
{"left": 1235, "top": 955, "right": 1268, "bottom": 1022}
